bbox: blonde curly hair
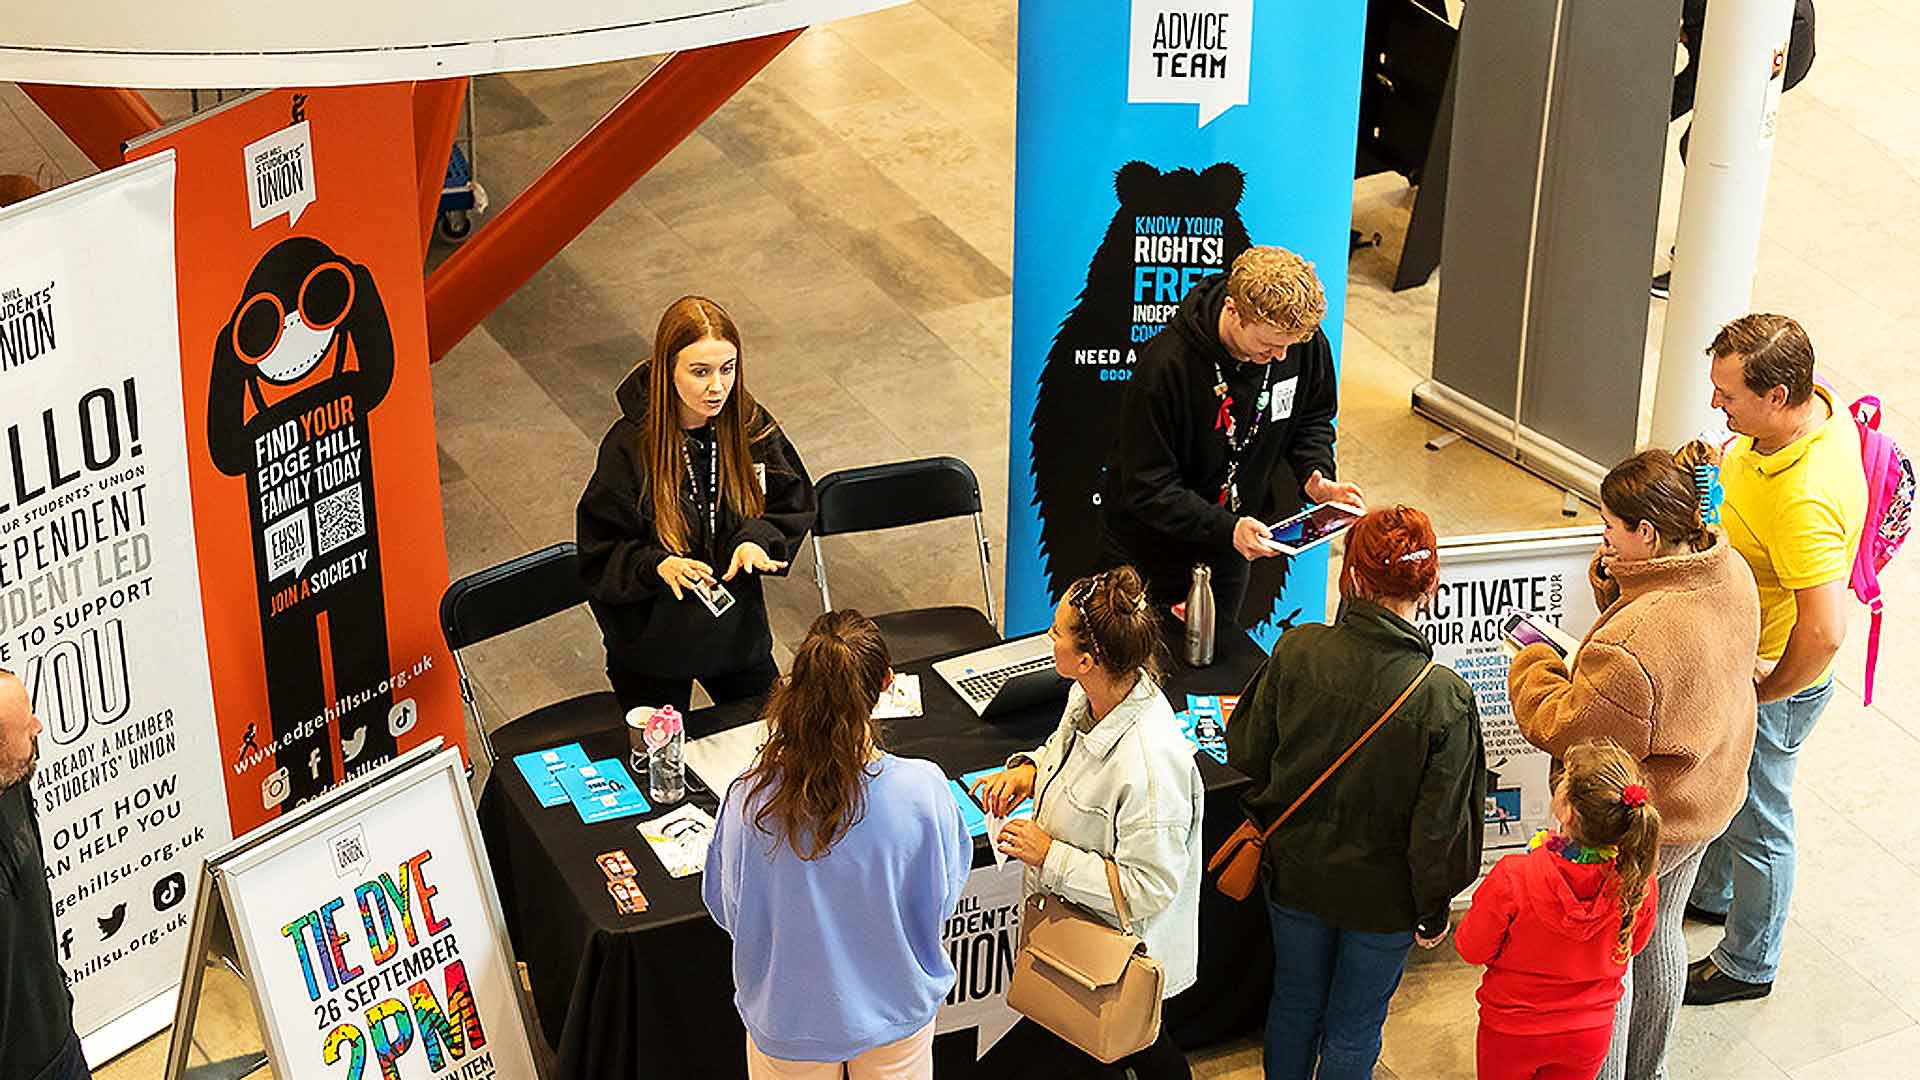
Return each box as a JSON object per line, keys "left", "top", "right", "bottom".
{"left": 1226, "top": 246, "right": 1327, "bottom": 332}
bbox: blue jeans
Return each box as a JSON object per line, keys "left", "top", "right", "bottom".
{"left": 1689, "top": 677, "right": 1834, "bottom": 983}
{"left": 1263, "top": 903, "right": 1413, "bottom": 1080}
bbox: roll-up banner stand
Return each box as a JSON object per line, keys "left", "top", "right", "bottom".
{"left": 127, "top": 86, "right": 466, "bottom": 835}
{"left": 1007, "top": 0, "right": 1367, "bottom": 642}
{"left": 0, "top": 154, "right": 238, "bottom": 1064}
{"left": 1414, "top": 526, "right": 1605, "bottom": 882}
{"left": 164, "top": 741, "right": 544, "bottom": 1080}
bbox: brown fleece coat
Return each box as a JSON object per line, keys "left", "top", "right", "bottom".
{"left": 1508, "top": 533, "right": 1761, "bottom": 845}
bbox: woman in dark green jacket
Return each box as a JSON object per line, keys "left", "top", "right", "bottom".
{"left": 1225, "top": 506, "right": 1485, "bottom": 1080}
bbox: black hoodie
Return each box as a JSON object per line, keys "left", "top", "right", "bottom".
{"left": 1101, "top": 273, "right": 1339, "bottom": 598}
{"left": 575, "top": 366, "right": 816, "bottom": 680}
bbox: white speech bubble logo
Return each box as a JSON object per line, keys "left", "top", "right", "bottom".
{"left": 1128, "top": 0, "right": 1255, "bottom": 127}
{"left": 264, "top": 512, "right": 313, "bottom": 581}
{"left": 244, "top": 121, "right": 317, "bottom": 228}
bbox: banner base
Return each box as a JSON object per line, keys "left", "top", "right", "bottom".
{"left": 82, "top": 988, "right": 178, "bottom": 1069}
{"left": 1411, "top": 379, "right": 1605, "bottom": 504}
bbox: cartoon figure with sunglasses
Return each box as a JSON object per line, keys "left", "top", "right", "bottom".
{"left": 208, "top": 236, "right": 396, "bottom": 804}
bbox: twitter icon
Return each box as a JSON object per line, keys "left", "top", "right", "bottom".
{"left": 97, "top": 902, "right": 127, "bottom": 941}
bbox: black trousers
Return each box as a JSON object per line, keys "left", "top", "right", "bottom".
{"left": 1110, "top": 1024, "right": 1193, "bottom": 1080}
{"left": 605, "top": 652, "right": 779, "bottom": 722}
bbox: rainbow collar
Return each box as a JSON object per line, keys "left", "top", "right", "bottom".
{"left": 1530, "top": 829, "right": 1618, "bottom": 865}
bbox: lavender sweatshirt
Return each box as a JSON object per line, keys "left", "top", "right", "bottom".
{"left": 703, "top": 754, "right": 973, "bottom": 1062}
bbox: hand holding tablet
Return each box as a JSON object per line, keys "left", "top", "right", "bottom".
{"left": 1265, "top": 501, "right": 1366, "bottom": 556}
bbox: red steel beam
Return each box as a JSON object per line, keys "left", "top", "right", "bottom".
{"left": 414, "top": 78, "right": 470, "bottom": 256}
{"left": 19, "top": 85, "right": 161, "bottom": 171}
{"left": 423, "top": 29, "right": 802, "bottom": 362}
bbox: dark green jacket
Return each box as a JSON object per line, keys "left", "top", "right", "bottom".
{"left": 1225, "top": 601, "right": 1485, "bottom": 936}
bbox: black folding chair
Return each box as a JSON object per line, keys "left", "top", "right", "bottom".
{"left": 811, "top": 456, "right": 1001, "bottom": 665}
{"left": 439, "top": 542, "right": 602, "bottom": 767}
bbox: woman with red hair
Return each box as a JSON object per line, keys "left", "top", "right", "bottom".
{"left": 1225, "top": 507, "right": 1486, "bottom": 1080}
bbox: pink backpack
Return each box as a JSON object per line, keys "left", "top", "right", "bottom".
{"left": 1845, "top": 395, "right": 1914, "bottom": 706}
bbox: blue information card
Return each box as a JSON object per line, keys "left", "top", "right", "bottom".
{"left": 513, "top": 742, "right": 591, "bottom": 808}
{"left": 558, "top": 758, "right": 652, "bottom": 824}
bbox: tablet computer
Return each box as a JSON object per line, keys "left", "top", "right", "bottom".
{"left": 1267, "top": 502, "right": 1365, "bottom": 556}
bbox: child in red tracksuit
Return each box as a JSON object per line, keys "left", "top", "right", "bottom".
{"left": 1456, "top": 738, "right": 1662, "bottom": 1080}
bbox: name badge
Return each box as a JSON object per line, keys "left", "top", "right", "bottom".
{"left": 754, "top": 463, "right": 767, "bottom": 493}
{"left": 1271, "top": 376, "right": 1299, "bottom": 421}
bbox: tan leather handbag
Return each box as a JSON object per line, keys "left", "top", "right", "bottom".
{"left": 1208, "top": 661, "right": 1437, "bottom": 900}
{"left": 1007, "top": 858, "right": 1163, "bottom": 1063}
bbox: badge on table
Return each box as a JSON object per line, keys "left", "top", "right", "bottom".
{"left": 607, "top": 876, "right": 648, "bottom": 916}
{"left": 596, "top": 849, "right": 638, "bottom": 880}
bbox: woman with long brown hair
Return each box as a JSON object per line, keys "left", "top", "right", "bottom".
{"left": 577, "top": 295, "right": 816, "bottom": 717}
{"left": 703, "top": 611, "right": 972, "bottom": 1080}
{"left": 1506, "top": 441, "right": 1759, "bottom": 1080}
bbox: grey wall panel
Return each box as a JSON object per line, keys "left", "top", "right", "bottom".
{"left": 1429, "top": 0, "right": 1681, "bottom": 467}
{"left": 1521, "top": 0, "right": 1681, "bottom": 465}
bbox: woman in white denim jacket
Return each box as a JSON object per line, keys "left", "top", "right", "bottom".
{"left": 972, "top": 566, "right": 1203, "bottom": 1080}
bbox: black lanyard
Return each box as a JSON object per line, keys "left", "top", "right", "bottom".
{"left": 682, "top": 432, "right": 718, "bottom": 557}
{"left": 1210, "top": 359, "right": 1273, "bottom": 513}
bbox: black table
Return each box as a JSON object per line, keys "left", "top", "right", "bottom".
{"left": 476, "top": 628, "right": 1274, "bottom": 1080}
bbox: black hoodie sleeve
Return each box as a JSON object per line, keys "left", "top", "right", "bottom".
{"left": 1115, "top": 355, "right": 1240, "bottom": 550}
{"left": 1283, "top": 333, "right": 1340, "bottom": 495}
{"left": 1408, "top": 675, "right": 1487, "bottom": 936}
{"left": 577, "top": 425, "right": 673, "bottom": 603}
{"left": 725, "top": 424, "right": 817, "bottom": 571}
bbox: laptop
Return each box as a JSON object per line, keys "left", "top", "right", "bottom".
{"left": 932, "top": 634, "right": 1070, "bottom": 719}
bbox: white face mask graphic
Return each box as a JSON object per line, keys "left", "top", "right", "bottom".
{"left": 256, "top": 306, "right": 335, "bottom": 384}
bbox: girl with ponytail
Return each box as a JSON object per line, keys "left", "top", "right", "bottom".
{"left": 703, "top": 611, "right": 972, "bottom": 1079}
{"left": 1505, "top": 441, "right": 1761, "bottom": 1080}
{"left": 1456, "top": 738, "right": 1663, "bottom": 1080}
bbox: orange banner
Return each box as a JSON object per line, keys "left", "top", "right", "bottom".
{"left": 130, "top": 86, "right": 462, "bottom": 834}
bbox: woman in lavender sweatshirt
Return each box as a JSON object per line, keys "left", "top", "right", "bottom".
{"left": 704, "top": 610, "right": 974, "bottom": 1079}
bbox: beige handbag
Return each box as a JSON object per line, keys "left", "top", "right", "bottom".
{"left": 1006, "top": 857, "right": 1163, "bottom": 1063}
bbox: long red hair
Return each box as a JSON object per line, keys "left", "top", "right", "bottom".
{"left": 641, "top": 296, "right": 769, "bottom": 555}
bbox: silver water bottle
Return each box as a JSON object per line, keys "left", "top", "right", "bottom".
{"left": 1185, "top": 564, "right": 1216, "bottom": 667}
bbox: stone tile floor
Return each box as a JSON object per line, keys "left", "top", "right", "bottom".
{"left": 2, "top": 0, "right": 1915, "bottom": 1075}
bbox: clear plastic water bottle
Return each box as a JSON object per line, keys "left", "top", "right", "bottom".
{"left": 1185, "top": 564, "right": 1216, "bottom": 667}
{"left": 645, "top": 706, "right": 685, "bottom": 804}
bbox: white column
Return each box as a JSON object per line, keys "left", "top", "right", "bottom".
{"left": 1648, "top": 0, "right": 1797, "bottom": 449}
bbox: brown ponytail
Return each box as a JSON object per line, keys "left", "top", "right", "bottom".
{"left": 1062, "top": 566, "right": 1164, "bottom": 680}
{"left": 1600, "top": 440, "right": 1721, "bottom": 554}
{"left": 1559, "top": 739, "right": 1664, "bottom": 963}
{"left": 743, "top": 610, "right": 890, "bottom": 860}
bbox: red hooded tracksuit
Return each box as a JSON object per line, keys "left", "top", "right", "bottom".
{"left": 1455, "top": 843, "right": 1659, "bottom": 1080}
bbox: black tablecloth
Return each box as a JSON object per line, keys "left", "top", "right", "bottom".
{"left": 476, "top": 627, "right": 1274, "bottom": 1080}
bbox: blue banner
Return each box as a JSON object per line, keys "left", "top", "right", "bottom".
{"left": 1006, "top": 0, "right": 1367, "bottom": 643}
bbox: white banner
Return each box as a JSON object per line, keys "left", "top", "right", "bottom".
{"left": 1414, "top": 528, "right": 1605, "bottom": 876}
{"left": 219, "top": 749, "right": 540, "bottom": 1080}
{"left": 936, "top": 861, "right": 1024, "bottom": 1060}
{"left": 0, "top": 155, "right": 233, "bottom": 1053}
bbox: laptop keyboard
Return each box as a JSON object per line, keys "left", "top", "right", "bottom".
{"left": 958, "top": 655, "right": 1056, "bottom": 703}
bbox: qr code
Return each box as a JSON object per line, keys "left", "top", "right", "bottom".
{"left": 315, "top": 485, "right": 367, "bottom": 555}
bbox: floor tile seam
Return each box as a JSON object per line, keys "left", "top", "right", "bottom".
{"left": 1778, "top": 1019, "right": 1920, "bottom": 1079}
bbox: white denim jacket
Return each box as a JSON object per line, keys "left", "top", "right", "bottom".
{"left": 1008, "top": 673, "right": 1203, "bottom": 998}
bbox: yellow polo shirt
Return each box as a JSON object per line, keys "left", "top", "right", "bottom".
{"left": 1720, "top": 386, "right": 1868, "bottom": 668}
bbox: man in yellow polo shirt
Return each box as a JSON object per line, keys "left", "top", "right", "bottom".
{"left": 1686, "top": 314, "right": 1866, "bottom": 1006}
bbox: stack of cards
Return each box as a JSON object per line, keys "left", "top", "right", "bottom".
{"left": 1180, "top": 694, "right": 1233, "bottom": 764}
{"left": 597, "top": 850, "right": 648, "bottom": 915}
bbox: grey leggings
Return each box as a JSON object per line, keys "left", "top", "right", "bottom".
{"left": 1597, "top": 841, "right": 1710, "bottom": 1080}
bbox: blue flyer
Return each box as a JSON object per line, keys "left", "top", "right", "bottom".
{"left": 949, "top": 780, "right": 989, "bottom": 838}
{"left": 1183, "top": 696, "right": 1229, "bottom": 765}
{"left": 559, "top": 758, "right": 652, "bottom": 824}
{"left": 513, "top": 742, "right": 591, "bottom": 808}
{"left": 957, "top": 766, "right": 1034, "bottom": 819}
